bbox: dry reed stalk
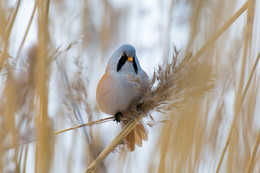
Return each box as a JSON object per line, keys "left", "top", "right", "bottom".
{"left": 0, "top": 0, "right": 21, "bottom": 69}
{"left": 185, "top": 0, "right": 203, "bottom": 56}
{"left": 34, "top": 1, "right": 53, "bottom": 172}
{"left": 246, "top": 129, "right": 260, "bottom": 173}
{"left": 5, "top": 0, "right": 21, "bottom": 39}
{"left": 215, "top": 51, "right": 260, "bottom": 173}
{"left": 15, "top": 1, "right": 37, "bottom": 60}
{"left": 0, "top": 1, "right": 31, "bottom": 173}
{"left": 54, "top": 116, "right": 114, "bottom": 135}
{"left": 85, "top": 118, "right": 140, "bottom": 173}
{"left": 1, "top": 116, "right": 114, "bottom": 152}
{"left": 189, "top": 1, "right": 248, "bottom": 63}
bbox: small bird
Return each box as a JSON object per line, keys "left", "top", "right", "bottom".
{"left": 96, "top": 44, "right": 149, "bottom": 151}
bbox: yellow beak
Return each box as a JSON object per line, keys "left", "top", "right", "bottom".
{"left": 127, "top": 57, "right": 133, "bottom": 62}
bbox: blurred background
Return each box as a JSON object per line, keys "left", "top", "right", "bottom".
{"left": 0, "top": 0, "right": 260, "bottom": 172}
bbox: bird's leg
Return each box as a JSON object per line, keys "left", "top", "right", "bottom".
{"left": 114, "top": 112, "right": 122, "bottom": 123}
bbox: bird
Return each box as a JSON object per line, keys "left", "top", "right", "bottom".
{"left": 96, "top": 44, "right": 150, "bottom": 151}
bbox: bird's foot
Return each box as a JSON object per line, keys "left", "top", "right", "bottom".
{"left": 114, "top": 112, "right": 122, "bottom": 123}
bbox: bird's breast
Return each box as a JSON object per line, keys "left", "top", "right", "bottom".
{"left": 96, "top": 71, "right": 141, "bottom": 115}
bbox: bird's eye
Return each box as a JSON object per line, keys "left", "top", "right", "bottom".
{"left": 117, "top": 53, "right": 128, "bottom": 72}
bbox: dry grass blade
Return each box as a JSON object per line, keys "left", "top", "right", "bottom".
{"left": 246, "top": 129, "right": 260, "bottom": 173}
{"left": 242, "top": 52, "right": 260, "bottom": 101}
{"left": 1, "top": 116, "right": 114, "bottom": 153}
{"left": 189, "top": 1, "right": 248, "bottom": 63}
{"left": 216, "top": 52, "right": 260, "bottom": 173}
{"left": 34, "top": 0, "right": 53, "bottom": 172}
{"left": 185, "top": 0, "right": 203, "bottom": 56}
{"left": 54, "top": 116, "right": 114, "bottom": 135}
{"left": 15, "top": 1, "right": 37, "bottom": 60}
{"left": 5, "top": 0, "right": 21, "bottom": 40}
{"left": 0, "top": 0, "right": 21, "bottom": 68}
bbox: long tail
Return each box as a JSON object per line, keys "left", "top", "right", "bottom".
{"left": 121, "top": 121, "right": 148, "bottom": 151}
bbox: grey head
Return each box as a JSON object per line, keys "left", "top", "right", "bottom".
{"left": 107, "top": 44, "right": 142, "bottom": 75}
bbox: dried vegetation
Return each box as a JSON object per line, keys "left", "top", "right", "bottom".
{"left": 0, "top": 0, "right": 259, "bottom": 173}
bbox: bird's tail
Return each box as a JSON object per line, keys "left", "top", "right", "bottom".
{"left": 121, "top": 121, "right": 148, "bottom": 151}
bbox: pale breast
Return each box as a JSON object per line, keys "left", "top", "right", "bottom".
{"left": 96, "top": 71, "right": 141, "bottom": 115}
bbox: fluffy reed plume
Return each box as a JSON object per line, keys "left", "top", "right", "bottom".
{"left": 123, "top": 49, "right": 214, "bottom": 121}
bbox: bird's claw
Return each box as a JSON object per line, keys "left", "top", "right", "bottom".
{"left": 114, "top": 112, "right": 122, "bottom": 123}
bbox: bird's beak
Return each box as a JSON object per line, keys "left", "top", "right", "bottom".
{"left": 127, "top": 57, "right": 133, "bottom": 62}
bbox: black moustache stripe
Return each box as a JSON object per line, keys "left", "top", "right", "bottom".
{"left": 133, "top": 56, "right": 138, "bottom": 74}
{"left": 117, "top": 53, "right": 128, "bottom": 72}
{"left": 117, "top": 53, "right": 138, "bottom": 74}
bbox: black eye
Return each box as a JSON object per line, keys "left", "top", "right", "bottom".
{"left": 117, "top": 53, "right": 128, "bottom": 72}
{"left": 132, "top": 56, "right": 138, "bottom": 74}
